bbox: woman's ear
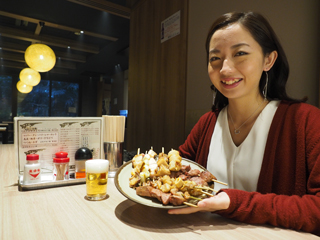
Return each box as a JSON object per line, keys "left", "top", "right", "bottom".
{"left": 264, "top": 50, "right": 278, "bottom": 71}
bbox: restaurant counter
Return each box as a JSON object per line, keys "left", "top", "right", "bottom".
{"left": 0, "top": 144, "right": 318, "bottom": 240}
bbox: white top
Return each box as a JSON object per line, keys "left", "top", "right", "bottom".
{"left": 207, "top": 100, "right": 280, "bottom": 192}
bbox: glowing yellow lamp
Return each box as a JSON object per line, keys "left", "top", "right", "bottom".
{"left": 19, "top": 68, "right": 41, "bottom": 86}
{"left": 17, "top": 81, "right": 33, "bottom": 94}
{"left": 25, "top": 43, "right": 56, "bottom": 72}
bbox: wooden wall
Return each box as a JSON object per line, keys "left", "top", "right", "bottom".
{"left": 127, "top": 0, "right": 188, "bottom": 153}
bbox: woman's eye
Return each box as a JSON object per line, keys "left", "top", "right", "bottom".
{"left": 209, "top": 56, "right": 220, "bottom": 62}
{"left": 235, "top": 51, "right": 247, "bottom": 56}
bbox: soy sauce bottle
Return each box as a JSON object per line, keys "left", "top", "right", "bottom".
{"left": 75, "top": 147, "right": 92, "bottom": 179}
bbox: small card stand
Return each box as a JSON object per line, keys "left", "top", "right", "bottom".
{"left": 15, "top": 117, "right": 104, "bottom": 191}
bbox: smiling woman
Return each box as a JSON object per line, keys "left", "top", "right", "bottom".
{"left": 207, "top": 22, "right": 278, "bottom": 146}
{"left": 207, "top": 24, "right": 277, "bottom": 102}
{"left": 174, "top": 11, "right": 320, "bottom": 235}
{"left": 205, "top": 12, "right": 296, "bottom": 111}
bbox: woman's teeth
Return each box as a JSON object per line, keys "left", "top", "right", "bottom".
{"left": 221, "top": 79, "right": 242, "bottom": 85}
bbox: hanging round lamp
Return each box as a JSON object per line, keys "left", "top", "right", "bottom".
{"left": 17, "top": 81, "right": 33, "bottom": 94}
{"left": 19, "top": 68, "right": 41, "bottom": 86}
{"left": 25, "top": 43, "right": 56, "bottom": 72}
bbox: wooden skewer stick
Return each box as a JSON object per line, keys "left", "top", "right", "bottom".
{"left": 137, "top": 148, "right": 140, "bottom": 155}
{"left": 189, "top": 196, "right": 202, "bottom": 201}
{"left": 183, "top": 202, "right": 198, "bottom": 207}
{"left": 212, "top": 179, "right": 228, "bottom": 186}
{"left": 195, "top": 186, "right": 218, "bottom": 193}
{"left": 201, "top": 190, "right": 214, "bottom": 197}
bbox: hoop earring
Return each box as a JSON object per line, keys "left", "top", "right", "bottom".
{"left": 212, "top": 86, "right": 217, "bottom": 105}
{"left": 263, "top": 71, "right": 268, "bottom": 100}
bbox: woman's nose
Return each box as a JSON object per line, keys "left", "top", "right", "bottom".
{"left": 220, "top": 59, "right": 233, "bottom": 74}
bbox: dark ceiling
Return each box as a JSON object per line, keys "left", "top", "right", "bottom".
{"left": 0, "top": 0, "right": 131, "bottom": 82}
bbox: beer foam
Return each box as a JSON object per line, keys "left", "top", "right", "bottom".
{"left": 85, "top": 159, "right": 109, "bottom": 173}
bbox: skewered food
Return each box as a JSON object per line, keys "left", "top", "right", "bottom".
{"left": 129, "top": 147, "right": 224, "bottom": 206}
{"left": 168, "top": 149, "right": 182, "bottom": 171}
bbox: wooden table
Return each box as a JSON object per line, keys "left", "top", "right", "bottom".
{"left": 0, "top": 144, "right": 318, "bottom": 240}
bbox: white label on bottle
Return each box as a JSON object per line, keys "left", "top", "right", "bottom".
{"left": 23, "top": 163, "right": 41, "bottom": 184}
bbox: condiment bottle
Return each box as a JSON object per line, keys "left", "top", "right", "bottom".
{"left": 23, "top": 154, "right": 41, "bottom": 184}
{"left": 53, "top": 152, "right": 70, "bottom": 181}
{"left": 75, "top": 147, "right": 92, "bottom": 179}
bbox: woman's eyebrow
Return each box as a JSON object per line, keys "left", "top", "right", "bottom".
{"left": 231, "top": 43, "right": 250, "bottom": 49}
{"left": 209, "top": 43, "right": 250, "bottom": 54}
{"left": 209, "top": 48, "right": 220, "bottom": 54}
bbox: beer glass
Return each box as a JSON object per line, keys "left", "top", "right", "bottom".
{"left": 85, "top": 159, "right": 109, "bottom": 201}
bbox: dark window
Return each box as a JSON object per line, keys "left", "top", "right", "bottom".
{"left": 17, "top": 80, "right": 50, "bottom": 117}
{"left": 0, "top": 75, "right": 13, "bottom": 121}
{"left": 0, "top": 76, "right": 79, "bottom": 120}
{"left": 51, "top": 81, "right": 79, "bottom": 116}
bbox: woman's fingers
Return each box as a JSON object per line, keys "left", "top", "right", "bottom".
{"left": 167, "top": 192, "right": 230, "bottom": 215}
{"left": 168, "top": 206, "right": 204, "bottom": 214}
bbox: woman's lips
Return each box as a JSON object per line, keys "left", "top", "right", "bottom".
{"left": 221, "top": 78, "right": 243, "bottom": 88}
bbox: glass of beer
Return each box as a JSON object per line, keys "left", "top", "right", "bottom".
{"left": 85, "top": 159, "right": 109, "bottom": 201}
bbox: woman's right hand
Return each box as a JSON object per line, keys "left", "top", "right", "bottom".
{"left": 168, "top": 191, "right": 230, "bottom": 215}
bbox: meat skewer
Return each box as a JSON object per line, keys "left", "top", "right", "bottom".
{"left": 130, "top": 147, "right": 226, "bottom": 207}
{"left": 135, "top": 172, "right": 216, "bottom": 206}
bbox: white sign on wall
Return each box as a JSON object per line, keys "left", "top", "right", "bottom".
{"left": 161, "top": 10, "right": 181, "bottom": 43}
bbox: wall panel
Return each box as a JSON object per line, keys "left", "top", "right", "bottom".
{"left": 127, "top": 0, "right": 188, "bottom": 153}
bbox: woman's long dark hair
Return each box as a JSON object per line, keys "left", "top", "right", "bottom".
{"left": 206, "top": 12, "right": 304, "bottom": 110}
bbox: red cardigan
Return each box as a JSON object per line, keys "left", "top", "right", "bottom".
{"left": 179, "top": 101, "right": 320, "bottom": 235}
